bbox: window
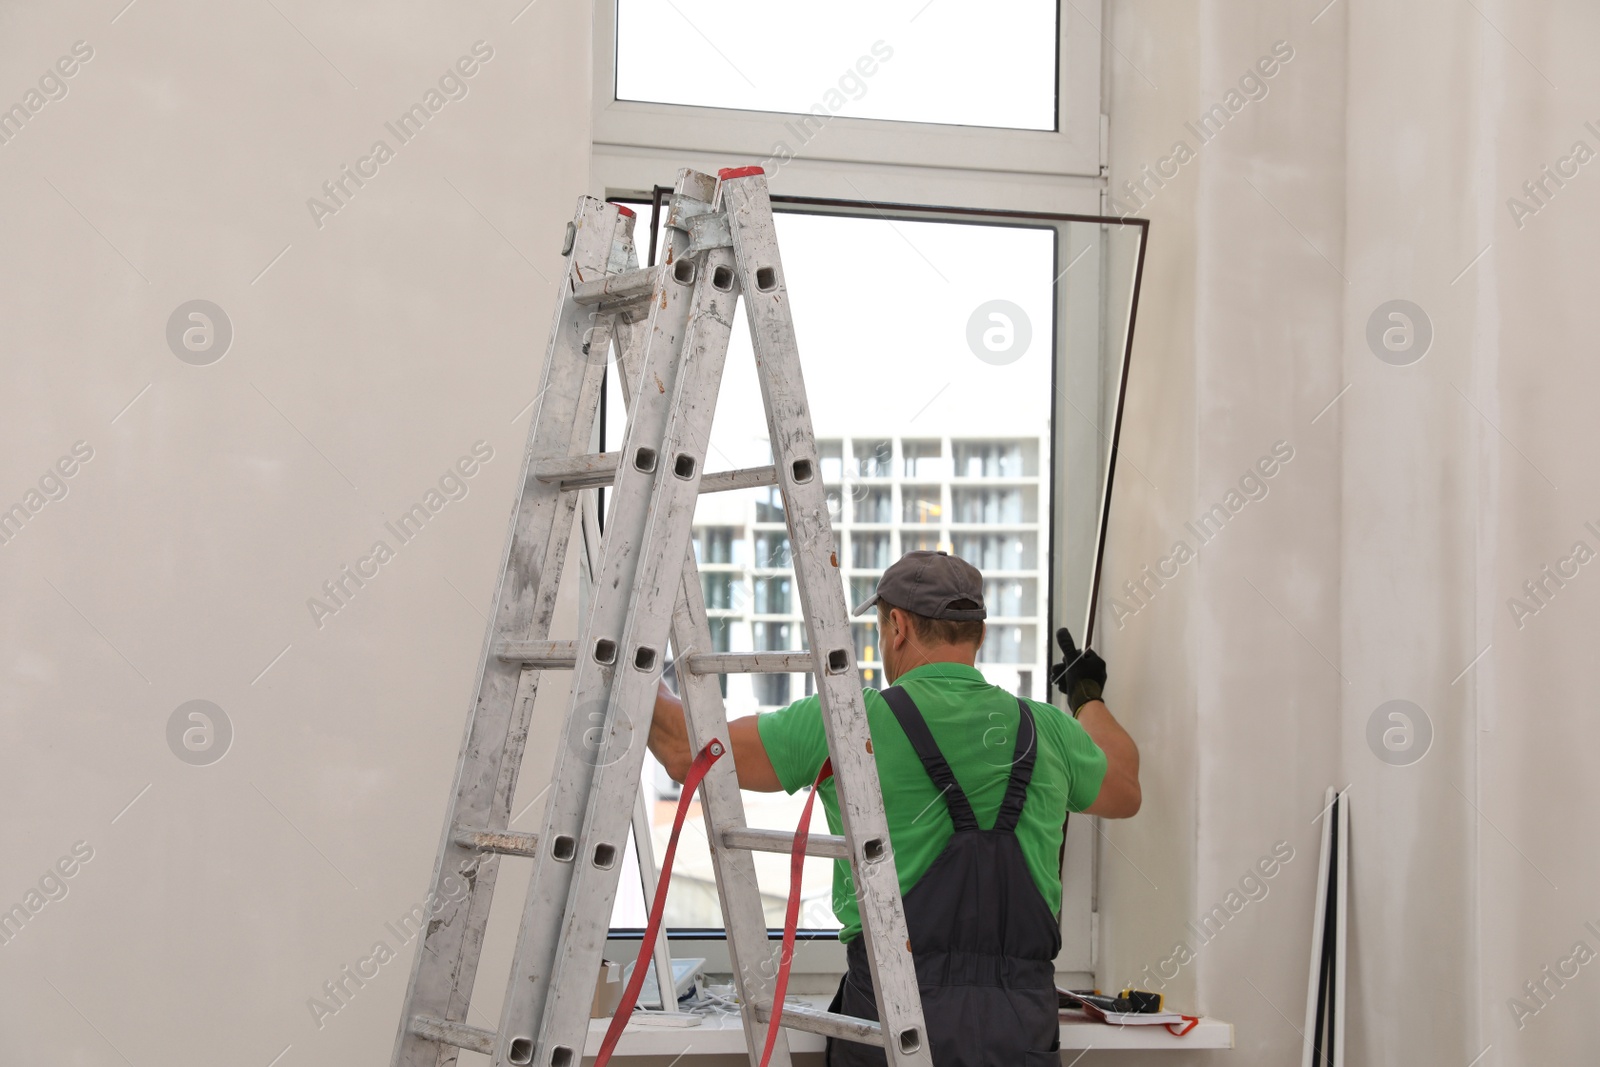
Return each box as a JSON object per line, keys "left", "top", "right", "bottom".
{"left": 852, "top": 620, "right": 878, "bottom": 663}
{"left": 954, "top": 439, "right": 1036, "bottom": 478}
{"left": 903, "top": 439, "right": 943, "bottom": 478}
{"left": 901, "top": 485, "right": 941, "bottom": 524}
{"left": 613, "top": 0, "right": 1059, "bottom": 131}
{"left": 953, "top": 532, "right": 1036, "bottom": 572}
{"left": 753, "top": 576, "right": 792, "bottom": 615}
{"left": 852, "top": 532, "right": 890, "bottom": 569}
{"left": 852, "top": 439, "right": 892, "bottom": 478}
{"left": 753, "top": 621, "right": 793, "bottom": 651}
{"left": 984, "top": 578, "right": 1036, "bottom": 618}
{"left": 753, "top": 530, "right": 791, "bottom": 568}
{"left": 853, "top": 487, "right": 891, "bottom": 524}
{"left": 977, "top": 624, "right": 1035, "bottom": 664}
{"left": 702, "top": 572, "right": 736, "bottom": 611}
{"left": 695, "top": 526, "right": 735, "bottom": 564}
{"left": 591, "top": 43, "right": 1147, "bottom": 971}
{"left": 951, "top": 486, "right": 1034, "bottom": 524}
{"left": 849, "top": 577, "right": 880, "bottom": 610}
{"left": 818, "top": 439, "right": 844, "bottom": 482}
{"left": 754, "top": 486, "right": 784, "bottom": 523}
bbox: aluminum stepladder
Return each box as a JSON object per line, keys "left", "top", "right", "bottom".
{"left": 389, "top": 167, "right": 934, "bottom": 1067}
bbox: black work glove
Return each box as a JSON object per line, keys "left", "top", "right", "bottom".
{"left": 1049, "top": 628, "right": 1106, "bottom": 717}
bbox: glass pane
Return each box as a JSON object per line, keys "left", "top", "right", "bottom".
{"left": 819, "top": 439, "right": 844, "bottom": 481}
{"left": 851, "top": 532, "right": 891, "bottom": 569}
{"left": 753, "top": 530, "right": 791, "bottom": 568}
{"left": 902, "top": 439, "right": 944, "bottom": 478}
{"left": 601, "top": 200, "right": 1146, "bottom": 936}
{"left": 953, "top": 439, "right": 1036, "bottom": 478}
{"left": 900, "top": 485, "right": 941, "bottom": 525}
{"left": 852, "top": 439, "right": 892, "bottom": 477}
{"left": 852, "top": 487, "right": 892, "bottom": 524}
{"left": 614, "top": 0, "right": 1057, "bottom": 131}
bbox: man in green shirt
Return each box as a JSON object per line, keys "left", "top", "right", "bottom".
{"left": 648, "top": 550, "right": 1141, "bottom": 1065}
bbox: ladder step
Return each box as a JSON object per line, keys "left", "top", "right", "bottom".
{"left": 755, "top": 1002, "right": 886, "bottom": 1047}
{"left": 570, "top": 265, "right": 656, "bottom": 307}
{"left": 534, "top": 452, "right": 777, "bottom": 494}
{"left": 496, "top": 640, "right": 579, "bottom": 668}
{"left": 684, "top": 651, "right": 815, "bottom": 675}
{"left": 698, "top": 464, "right": 777, "bottom": 493}
{"left": 453, "top": 827, "right": 540, "bottom": 858}
{"left": 722, "top": 826, "right": 850, "bottom": 860}
{"left": 409, "top": 1015, "right": 496, "bottom": 1055}
{"left": 532, "top": 452, "right": 621, "bottom": 491}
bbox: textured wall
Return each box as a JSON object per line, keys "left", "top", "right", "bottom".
{"left": 0, "top": 1, "right": 591, "bottom": 1063}
{"left": 1098, "top": 1, "right": 1600, "bottom": 1064}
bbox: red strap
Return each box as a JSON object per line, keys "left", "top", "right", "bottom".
{"left": 756, "top": 758, "right": 833, "bottom": 1067}
{"left": 592, "top": 739, "right": 726, "bottom": 1067}
{"left": 1164, "top": 1015, "right": 1200, "bottom": 1037}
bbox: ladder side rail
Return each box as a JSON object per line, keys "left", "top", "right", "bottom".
{"left": 605, "top": 247, "right": 792, "bottom": 1064}
{"left": 496, "top": 170, "right": 714, "bottom": 1067}
{"left": 720, "top": 171, "right": 934, "bottom": 1067}
{"left": 607, "top": 268, "right": 787, "bottom": 1058}
{"left": 519, "top": 184, "right": 745, "bottom": 1067}
{"left": 392, "top": 198, "right": 632, "bottom": 1067}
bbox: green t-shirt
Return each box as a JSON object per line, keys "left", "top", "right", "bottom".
{"left": 755, "top": 662, "right": 1107, "bottom": 943}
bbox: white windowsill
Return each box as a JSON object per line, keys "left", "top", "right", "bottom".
{"left": 583, "top": 997, "right": 1234, "bottom": 1057}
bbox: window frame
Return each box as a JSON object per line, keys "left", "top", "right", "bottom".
{"left": 591, "top": 1, "right": 1149, "bottom": 987}
{"left": 593, "top": 0, "right": 1103, "bottom": 180}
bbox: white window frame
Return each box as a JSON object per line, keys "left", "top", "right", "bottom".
{"left": 588, "top": 0, "right": 1140, "bottom": 991}
{"left": 592, "top": 0, "right": 1103, "bottom": 182}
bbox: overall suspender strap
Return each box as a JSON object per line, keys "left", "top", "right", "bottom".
{"left": 880, "top": 686, "right": 979, "bottom": 832}
{"left": 992, "top": 699, "right": 1039, "bottom": 833}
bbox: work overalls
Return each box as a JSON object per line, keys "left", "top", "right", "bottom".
{"left": 826, "top": 686, "right": 1063, "bottom": 1066}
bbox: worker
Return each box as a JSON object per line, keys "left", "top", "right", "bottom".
{"left": 648, "top": 549, "right": 1141, "bottom": 1066}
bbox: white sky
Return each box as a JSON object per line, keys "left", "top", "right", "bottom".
{"left": 702, "top": 212, "right": 1056, "bottom": 470}
{"left": 615, "top": 0, "right": 1058, "bottom": 130}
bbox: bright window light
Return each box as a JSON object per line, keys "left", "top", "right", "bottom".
{"left": 614, "top": 0, "right": 1057, "bottom": 131}
{"left": 608, "top": 205, "right": 1056, "bottom": 931}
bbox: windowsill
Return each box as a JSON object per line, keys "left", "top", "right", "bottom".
{"left": 583, "top": 997, "right": 1234, "bottom": 1057}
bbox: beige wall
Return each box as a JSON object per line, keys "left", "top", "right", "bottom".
{"left": 1100, "top": 0, "right": 1600, "bottom": 1064}
{"left": 0, "top": 0, "right": 591, "bottom": 1062}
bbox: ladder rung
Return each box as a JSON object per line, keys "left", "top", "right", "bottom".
{"left": 722, "top": 826, "right": 850, "bottom": 860}
{"left": 535, "top": 452, "right": 776, "bottom": 495}
{"left": 571, "top": 266, "right": 655, "bottom": 307}
{"left": 409, "top": 1015, "right": 496, "bottom": 1055}
{"left": 453, "top": 827, "right": 540, "bottom": 858}
{"left": 496, "top": 640, "right": 579, "bottom": 668}
{"left": 533, "top": 452, "right": 620, "bottom": 491}
{"left": 755, "top": 1002, "right": 886, "bottom": 1047}
{"left": 684, "top": 651, "right": 815, "bottom": 675}
{"left": 699, "top": 464, "right": 776, "bottom": 493}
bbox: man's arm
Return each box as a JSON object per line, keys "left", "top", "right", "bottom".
{"left": 648, "top": 681, "right": 783, "bottom": 792}
{"left": 1049, "top": 628, "right": 1141, "bottom": 819}
{"left": 1076, "top": 699, "right": 1141, "bottom": 818}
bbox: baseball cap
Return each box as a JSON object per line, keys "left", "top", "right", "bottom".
{"left": 850, "top": 550, "right": 986, "bottom": 621}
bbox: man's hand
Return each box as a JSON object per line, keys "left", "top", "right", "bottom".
{"left": 1049, "top": 627, "right": 1106, "bottom": 716}
{"left": 648, "top": 680, "right": 782, "bottom": 792}
{"left": 1048, "top": 629, "right": 1140, "bottom": 818}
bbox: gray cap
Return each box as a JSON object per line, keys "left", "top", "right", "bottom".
{"left": 851, "top": 550, "right": 986, "bottom": 621}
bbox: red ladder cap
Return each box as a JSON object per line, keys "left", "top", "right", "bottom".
{"left": 717, "top": 166, "right": 765, "bottom": 180}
